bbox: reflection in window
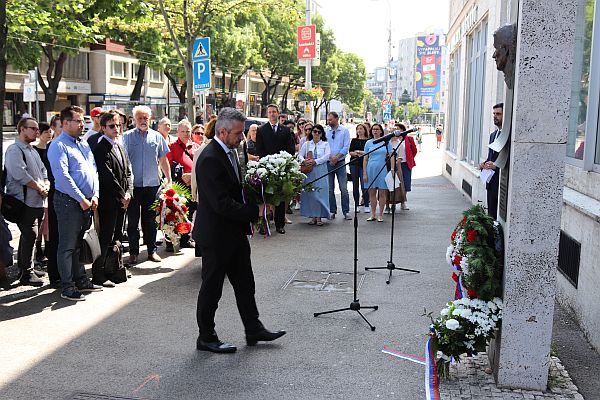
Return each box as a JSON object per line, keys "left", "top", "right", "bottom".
{"left": 567, "top": 0, "right": 594, "bottom": 160}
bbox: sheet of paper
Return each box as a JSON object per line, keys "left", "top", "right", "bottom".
{"left": 480, "top": 169, "right": 495, "bottom": 185}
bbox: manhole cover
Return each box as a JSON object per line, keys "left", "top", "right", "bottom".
{"left": 283, "top": 270, "right": 364, "bottom": 293}
{"left": 69, "top": 393, "right": 142, "bottom": 400}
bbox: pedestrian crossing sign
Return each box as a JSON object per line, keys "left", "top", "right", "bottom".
{"left": 192, "top": 37, "right": 210, "bottom": 61}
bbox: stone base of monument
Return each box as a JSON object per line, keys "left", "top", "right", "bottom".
{"left": 440, "top": 351, "right": 583, "bottom": 400}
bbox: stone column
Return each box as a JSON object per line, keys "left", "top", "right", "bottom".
{"left": 495, "top": 0, "right": 577, "bottom": 390}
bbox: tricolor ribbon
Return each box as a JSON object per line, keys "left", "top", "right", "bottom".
{"left": 259, "top": 181, "right": 271, "bottom": 237}
{"left": 381, "top": 347, "right": 426, "bottom": 365}
{"left": 425, "top": 336, "right": 441, "bottom": 400}
{"left": 241, "top": 187, "right": 254, "bottom": 236}
{"left": 451, "top": 260, "right": 464, "bottom": 300}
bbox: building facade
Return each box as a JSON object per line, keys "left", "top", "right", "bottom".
{"left": 443, "top": 0, "right": 600, "bottom": 350}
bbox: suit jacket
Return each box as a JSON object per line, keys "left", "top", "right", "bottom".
{"left": 87, "top": 131, "right": 103, "bottom": 152}
{"left": 93, "top": 137, "right": 133, "bottom": 205}
{"left": 255, "top": 122, "right": 295, "bottom": 157}
{"left": 192, "top": 140, "right": 259, "bottom": 248}
{"left": 485, "top": 129, "right": 501, "bottom": 190}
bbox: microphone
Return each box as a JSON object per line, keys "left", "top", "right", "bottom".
{"left": 372, "top": 127, "right": 418, "bottom": 144}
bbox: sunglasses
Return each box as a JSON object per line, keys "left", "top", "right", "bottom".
{"left": 24, "top": 126, "right": 40, "bottom": 132}
{"left": 106, "top": 124, "right": 121, "bottom": 129}
{"left": 312, "top": 129, "right": 322, "bottom": 134}
{"left": 193, "top": 131, "right": 203, "bottom": 135}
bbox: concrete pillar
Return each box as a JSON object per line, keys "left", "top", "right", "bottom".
{"left": 495, "top": 0, "right": 578, "bottom": 390}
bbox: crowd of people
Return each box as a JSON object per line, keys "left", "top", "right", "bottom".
{"left": 0, "top": 103, "right": 419, "bottom": 302}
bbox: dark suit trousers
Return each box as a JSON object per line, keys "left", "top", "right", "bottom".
{"left": 127, "top": 186, "right": 159, "bottom": 255}
{"left": 196, "top": 238, "right": 263, "bottom": 341}
{"left": 274, "top": 202, "right": 286, "bottom": 229}
{"left": 487, "top": 171, "right": 500, "bottom": 220}
{"left": 92, "top": 200, "right": 125, "bottom": 283}
{"left": 46, "top": 189, "right": 60, "bottom": 283}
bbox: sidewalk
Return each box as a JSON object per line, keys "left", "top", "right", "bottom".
{"left": 0, "top": 136, "right": 592, "bottom": 399}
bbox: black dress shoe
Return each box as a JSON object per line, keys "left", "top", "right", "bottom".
{"left": 196, "top": 338, "right": 237, "bottom": 354}
{"left": 179, "top": 241, "right": 195, "bottom": 249}
{"left": 258, "top": 226, "right": 267, "bottom": 235}
{"left": 276, "top": 227, "right": 285, "bottom": 234}
{"left": 246, "top": 329, "right": 286, "bottom": 346}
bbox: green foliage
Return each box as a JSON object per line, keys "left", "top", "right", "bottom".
{"left": 335, "top": 52, "right": 367, "bottom": 111}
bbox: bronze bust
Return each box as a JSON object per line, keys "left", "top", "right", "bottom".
{"left": 493, "top": 24, "right": 517, "bottom": 89}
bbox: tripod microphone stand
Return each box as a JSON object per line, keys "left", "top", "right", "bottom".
{"left": 364, "top": 134, "right": 420, "bottom": 284}
{"left": 310, "top": 139, "right": 393, "bottom": 331}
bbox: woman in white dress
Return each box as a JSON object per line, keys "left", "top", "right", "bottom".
{"left": 298, "top": 124, "right": 331, "bottom": 226}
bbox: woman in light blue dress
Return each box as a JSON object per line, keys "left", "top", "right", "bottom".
{"left": 362, "top": 123, "right": 393, "bottom": 222}
{"left": 298, "top": 124, "right": 331, "bottom": 226}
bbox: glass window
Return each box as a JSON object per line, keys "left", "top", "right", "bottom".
{"left": 447, "top": 47, "right": 462, "bottom": 153}
{"left": 131, "top": 63, "right": 139, "bottom": 80}
{"left": 567, "top": 0, "right": 594, "bottom": 160}
{"left": 111, "top": 61, "right": 127, "bottom": 79}
{"left": 149, "top": 68, "right": 162, "bottom": 82}
{"left": 462, "top": 20, "right": 488, "bottom": 165}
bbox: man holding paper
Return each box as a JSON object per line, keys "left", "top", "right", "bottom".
{"left": 479, "top": 103, "right": 503, "bottom": 219}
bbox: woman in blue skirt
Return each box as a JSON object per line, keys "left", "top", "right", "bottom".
{"left": 298, "top": 124, "right": 331, "bottom": 226}
{"left": 363, "top": 123, "right": 393, "bottom": 222}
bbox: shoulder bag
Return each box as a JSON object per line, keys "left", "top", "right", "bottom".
{"left": 1, "top": 149, "right": 28, "bottom": 223}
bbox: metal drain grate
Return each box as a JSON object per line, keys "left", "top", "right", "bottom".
{"left": 69, "top": 393, "right": 143, "bottom": 400}
{"left": 282, "top": 270, "right": 364, "bottom": 293}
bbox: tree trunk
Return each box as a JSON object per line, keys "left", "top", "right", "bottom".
{"left": 130, "top": 63, "right": 147, "bottom": 101}
{"left": 37, "top": 48, "right": 67, "bottom": 121}
{"left": 280, "top": 81, "right": 292, "bottom": 112}
{"left": 0, "top": 0, "right": 7, "bottom": 169}
{"left": 164, "top": 70, "right": 186, "bottom": 104}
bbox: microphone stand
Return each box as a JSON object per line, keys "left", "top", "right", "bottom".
{"left": 311, "top": 137, "right": 400, "bottom": 331}
{"left": 364, "top": 135, "right": 420, "bottom": 283}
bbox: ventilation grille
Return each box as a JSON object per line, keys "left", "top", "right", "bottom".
{"left": 461, "top": 179, "right": 472, "bottom": 198}
{"left": 558, "top": 231, "right": 580, "bottom": 288}
{"left": 445, "top": 163, "right": 453, "bottom": 175}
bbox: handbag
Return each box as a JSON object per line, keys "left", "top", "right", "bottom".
{"left": 1, "top": 149, "right": 27, "bottom": 224}
{"left": 385, "top": 170, "right": 407, "bottom": 204}
{"left": 1, "top": 193, "right": 27, "bottom": 223}
{"left": 80, "top": 211, "right": 101, "bottom": 264}
{"left": 300, "top": 147, "right": 314, "bottom": 174}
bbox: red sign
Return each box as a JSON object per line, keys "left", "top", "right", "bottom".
{"left": 297, "top": 25, "right": 316, "bottom": 59}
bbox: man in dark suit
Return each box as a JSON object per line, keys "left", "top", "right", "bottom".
{"left": 255, "top": 104, "right": 295, "bottom": 234}
{"left": 92, "top": 111, "right": 133, "bottom": 287}
{"left": 479, "top": 103, "right": 503, "bottom": 219}
{"left": 193, "top": 107, "right": 286, "bottom": 354}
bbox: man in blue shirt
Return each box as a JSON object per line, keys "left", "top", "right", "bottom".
{"left": 48, "top": 105, "right": 102, "bottom": 301}
{"left": 324, "top": 112, "right": 351, "bottom": 220}
{"left": 122, "top": 106, "right": 171, "bottom": 264}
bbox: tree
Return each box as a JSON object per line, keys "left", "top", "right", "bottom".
{"left": 0, "top": 0, "right": 7, "bottom": 168}
{"left": 99, "top": 7, "right": 169, "bottom": 102}
{"left": 335, "top": 52, "right": 366, "bottom": 112}
{"left": 405, "top": 101, "right": 429, "bottom": 122}
{"left": 157, "top": 0, "right": 277, "bottom": 119}
{"left": 7, "top": 0, "right": 116, "bottom": 119}
{"left": 363, "top": 89, "right": 381, "bottom": 120}
{"left": 251, "top": 0, "right": 303, "bottom": 116}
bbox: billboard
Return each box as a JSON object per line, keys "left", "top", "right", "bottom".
{"left": 415, "top": 34, "right": 442, "bottom": 112}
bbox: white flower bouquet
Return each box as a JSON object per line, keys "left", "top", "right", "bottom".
{"left": 427, "top": 297, "right": 503, "bottom": 378}
{"left": 243, "top": 151, "right": 307, "bottom": 208}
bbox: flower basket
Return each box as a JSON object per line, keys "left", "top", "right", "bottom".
{"left": 292, "top": 87, "right": 324, "bottom": 102}
{"left": 151, "top": 182, "right": 192, "bottom": 247}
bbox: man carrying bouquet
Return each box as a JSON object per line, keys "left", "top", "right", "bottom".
{"left": 255, "top": 104, "right": 295, "bottom": 234}
{"left": 192, "top": 108, "right": 286, "bottom": 354}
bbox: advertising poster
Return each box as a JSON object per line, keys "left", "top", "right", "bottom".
{"left": 415, "top": 34, "right": 442, "bottom": 112}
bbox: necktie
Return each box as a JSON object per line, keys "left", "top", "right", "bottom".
{"left": 272, "top": 124, "right": 277, "bottom": 133}
{"left": 113, "top": 144, "right": 124, "bottom": 167}
{"left": 228, "top": 149, "right": 240, "bottom": 182}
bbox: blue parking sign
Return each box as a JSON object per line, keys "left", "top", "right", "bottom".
{"left": 194, "top": 59, "right": 211, "bottom": 90}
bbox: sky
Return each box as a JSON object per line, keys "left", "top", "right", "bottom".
{"left": 316, "top": 0, "right": 450, "bottom": 71}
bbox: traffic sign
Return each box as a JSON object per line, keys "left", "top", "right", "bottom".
{"left": 23, "top": 83, "right": 36, "bottom": 102}
{"left": 297, "top": 25, "right": 316, "bottom": 59}
{"left": 192, "top": 37, "right": 210, "bottom": 61}
{"left": 383, "top": 111, "right": 391, "bottom": 120}
{"left": 193, "top": 59, "right": 211, "bottom": 90}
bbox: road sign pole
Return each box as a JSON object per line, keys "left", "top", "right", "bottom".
{"left": 304, "top": 0, "right": 313, "bottom": 121}
{"left": 34, "top": 67, "right": 40, "bottom": 120}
